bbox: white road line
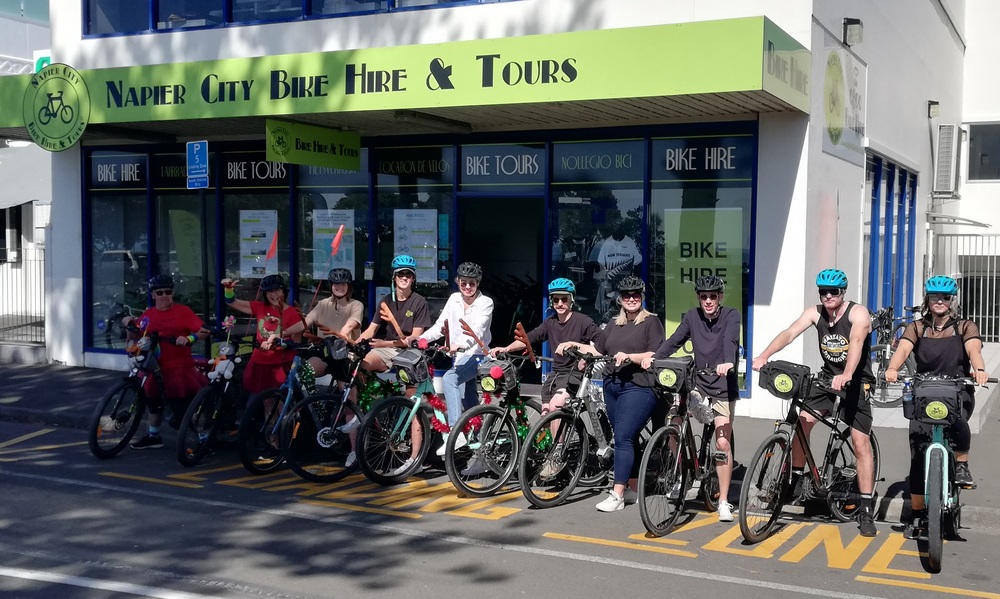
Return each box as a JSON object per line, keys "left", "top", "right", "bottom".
{"left": 0, "top": 566, "right": 220, "bottom": 599}
{"left": 2, "top": 468, "right": 889, "bottom": 599}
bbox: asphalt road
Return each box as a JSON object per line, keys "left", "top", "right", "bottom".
{"left": 1, "top": 421, "right": 998, "bottom": 599}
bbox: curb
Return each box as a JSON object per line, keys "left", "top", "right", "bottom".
{"left": 0, "top": 406, "right": 91, "bottom": 430}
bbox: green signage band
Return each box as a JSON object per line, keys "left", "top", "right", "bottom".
{"left": 266, "top": 118, "right": 361, "bottom": 171}
{"left": 0, "top": 17, "right": 807, "bottom": 130}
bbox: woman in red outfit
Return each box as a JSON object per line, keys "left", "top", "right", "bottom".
{"left": 221, "top": 274, "right": 305, "bottom": 395}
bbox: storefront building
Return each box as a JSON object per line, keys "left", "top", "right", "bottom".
{"left": 0, "top": 0, "right": 968, "bottom": 418}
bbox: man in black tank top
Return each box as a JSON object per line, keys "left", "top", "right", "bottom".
{"left": 752, "top": 268, "right": 878, "bottom": 537}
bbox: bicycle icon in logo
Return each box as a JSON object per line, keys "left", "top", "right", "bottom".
{"left": 38, "top": 91, "right": 75, "bottom": 126}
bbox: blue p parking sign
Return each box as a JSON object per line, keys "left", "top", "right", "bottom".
{"left": 186, "top": 140, "right": 209, "bottom": 178}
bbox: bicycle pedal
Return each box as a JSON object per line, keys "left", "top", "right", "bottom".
{"left": 841, "top": 467, "right": 857, "bottom": 478}
{"left": 712, "top": 451, "right": 728, "bottom": 464}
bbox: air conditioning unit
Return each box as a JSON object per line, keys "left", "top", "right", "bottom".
{"left": 933, "top": 124, "right": 961, "bottom": 195}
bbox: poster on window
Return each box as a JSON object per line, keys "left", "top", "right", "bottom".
{"left": 394, "top": 209, "right": 438, "bottom": 282}
{"left": 239, "top": 210, "right": 278, "bottom": 277}
{"left": 168, "top": 209, "right": 202, "bottom": 276}
{"left": 662, "top": 207, "right": 744, "bottom": 345}
{"left": 312, "top": 210, "right": 355, "bottom": 280}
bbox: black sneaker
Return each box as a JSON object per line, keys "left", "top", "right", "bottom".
{"left": 955, "top": 462, "right": 977, "bottom": 489}
{"left": 857, "top": 509, "right": 877, "bottom": 537}
{"left": 130, "top": 434, "right": 164, "bottom": 450}
{"left": 903, "top": 510, "right": 928, "bottom": 540}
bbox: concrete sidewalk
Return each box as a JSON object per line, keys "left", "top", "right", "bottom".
{"left": 2, "top": 360, "right": 999, "bottom": 531}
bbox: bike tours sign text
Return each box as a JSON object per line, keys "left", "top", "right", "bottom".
{"left": 22, "top": 63, "right": 91, "bottom": 152}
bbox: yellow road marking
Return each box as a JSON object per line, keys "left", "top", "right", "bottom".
{"left": 857, "top": 575, "right": 1000, "bottom": 598}
{"left": 544, "top": 532, "right": 698, "bottom": 558}
{"left": 627, "top": 533, "right": 689, "bottom": 547}
{"left": 300, "top": 498, "right": 422, "bottom": 519}
{"left": 168, "top": 464, "right": 246, "bottom": 481}
{"left": 0, "top": 429, "right": 55, "bottom": 449}
{"left": 0, "top": 441, "right": 88, "bottom": 455}
{"left": 100, "top": 472, "right": 203, "bottom": 489}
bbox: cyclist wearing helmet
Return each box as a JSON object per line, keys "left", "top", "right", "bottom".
{"left": 570, "top": 275, "right": 664, "bottom": 512}
{"left": 124, "top": 275, "right": 210, "bottom": 449}
{"left": 358, "top": 254, "right": 432, "bottom": 374}
{"left": 493, "top": 277, "right": 600, "bottom": 417}
{"left": 221, "top": 274, "right": 305, "bottom": 395}
{"left": 884, "top": 276, "right": 988, "bottom": 538}
{"left": 752, "top": 268, "right": 879, "bottom": 537}
{"left": 643, "top": 274, "right": 741, "bottom": 522}
{"left": 304, "top": 268, "right": 365, "bottom": 374}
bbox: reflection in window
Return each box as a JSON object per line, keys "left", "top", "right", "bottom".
{"left": 222, "top": 192, "right": 290, "bottom": 303}
{"left": 298, "top": 190, "right": 370, "bottom": 312}
{"left": 155, "top": 193, "right": 217, "bottom": 335}
{"left": 88, "top": 0, "right": 149, "bottom": 34}
{"left": 968, "top": 124, "right": 1000, "bottom": 180}
{"left": 89, "top": 194, "right": 148, "bottom": 349}
{"left": 311, "top": 0, "right": 387, "bottom": 15}
{"left": 157, "top": 0, "right": 224, "bottom": 29}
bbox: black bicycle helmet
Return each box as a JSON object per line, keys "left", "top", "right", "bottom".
{"left": 328, "top": 268, "right": 353, "bottom": 284}
{"left": 456, "top": 261, "right": 483, "bottom": 281}
{"left": 617, "top": 275, "right": 646, "bottom": 294}
{"left": 148, "top": 274, "right": 174, "bottom": 290}
{"left": 260, "top": 274, "right": 285, "bottom": 292}
{"left": 694, "top": 275, "right": 725, "bottom": 293}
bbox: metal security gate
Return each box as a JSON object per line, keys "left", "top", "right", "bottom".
{"left": 0, "top": 246, "right": 45, "bottom": 344}
{"left": 935, "top": 234, "right": 1000, "bottom": 342}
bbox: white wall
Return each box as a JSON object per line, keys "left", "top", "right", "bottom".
{"left": 46, "top": 147, "right": 85, "bottom": 366}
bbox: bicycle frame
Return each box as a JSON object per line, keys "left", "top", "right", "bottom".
{"left": 777, "top": 389, "right": 854, "bottom": 500}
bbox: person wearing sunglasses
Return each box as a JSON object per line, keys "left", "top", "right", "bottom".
{"left": 642, "top": 274, "right": 741, "bottom": 522}
{"left": 569, "top": 276, "right": 664, "bottom": 512}
{"left": 358, "top": 254, "right": 432, "bottom": 375}
{"left": 751, "top": 268, "right": 879, "bottom": 537}
{"left": 123, "top": 274, "right": 209, "bottom": 450}
{"left": 883, "top": 276, "right": 989, "bottom": 538}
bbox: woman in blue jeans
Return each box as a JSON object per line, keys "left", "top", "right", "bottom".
{"left": 565, "top": 276, "right": 663, "bottom": 512}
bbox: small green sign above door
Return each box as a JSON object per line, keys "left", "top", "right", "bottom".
{"left": 265, "top": 119, "right": 361, "bottom": 171}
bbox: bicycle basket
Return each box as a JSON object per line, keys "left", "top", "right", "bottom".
{"left": 653, "top": 356, "right": 694, "bottom": 392}
{"left": 393, "top": 349, "right": 429, "bottom": 385}
{"left": 478, "top": 358, "right": 518, "bottom": 393}
{"left": 324, "top": 337, "right": 349, "bottom": 361}
{"left": 758, "top": 360, "right": 811, "bottom": 400}
{"left": 911, "top": 379, "right": 964, "bottom": 425}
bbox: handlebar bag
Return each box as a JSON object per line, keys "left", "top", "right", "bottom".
{"left": 393, "top": 349, "right": 429, "bottom": 385}
{"left": 478, "top": 358, "right": 518, "bottom": 393}
{"left": 758, "top": 360, "right": 811, "bottom": 400}
{"left": 653, "top": 356, "right": 694, "bottom": 393}
{"left": 911, "top": 378, "right": 964, "bottom": 425}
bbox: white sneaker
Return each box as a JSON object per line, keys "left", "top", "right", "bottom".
{"left": 345, "top": 452, "right": 357, "bottom": 468}
{"left": 718, "top": 501, "right": 734, "bottom": 522}
{"left": 623, "top": 487, "right": 638, "bottom": 505}
{"left": 389, "top": 457, "right": 416, "bottom": 477}
{"left": 596, "top": 490, "right": 625, "bottom": 512}
{"left": 436, "top": 432, "right": 468, "bottom": 456}
{"left": 436, "top": 434, "right": 449, "bottom": 457}
{"left": 337, "top": 416, "right": 360, "bottom": 434}
{"left": 461, "top": 455, "right": 489, "bottom": 477}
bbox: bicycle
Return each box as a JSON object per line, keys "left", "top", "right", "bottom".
{"left": 443, "top": 352, "right": 543, "bottom": 497}
{"left": 517, "top": 347, "right": 620, "bottom": 509}
{"left": 279, "top": 337, "right": 373, "bottom": 483}
{"left": 739, "top": 360, "right": 882, "bottom": 543}
{"left": 176, "top": 326, "right": 249, "bottom": 467}
{"left": 637, "top": 358, "right": 730, "bottom": 536}
{"left": 38, "top": 91, "right": 74, "bottom": 125}
{"left": 903, "top": 374, "right": 996, "bottom": 573}
{"left": 869, "top": 305, "right": 919, "bottom": 407}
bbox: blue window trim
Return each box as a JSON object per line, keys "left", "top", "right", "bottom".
{"left": 866, "top": 156, "right": 882, "bottom": 311}
{"left": 880, "top": 163, "right": 896, "bottom": 306}
{"left": 906, "top": 175, "right": 917, "bottom": 307}
{"left": 893, "top": 167, "right": 908, "bottom": 313}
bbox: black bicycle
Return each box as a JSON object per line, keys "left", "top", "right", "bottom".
{"left": 869, "top": 305, "right": 919, "bottom": 407}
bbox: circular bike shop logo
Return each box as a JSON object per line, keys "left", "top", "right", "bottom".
{"left": 22, "top": 63, "right": 91, "bottom": 152}
{"left": 268, "top": 125, "right": 291, "bottom": 157}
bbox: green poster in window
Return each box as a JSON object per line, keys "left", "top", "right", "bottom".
{"left": 169, "top": 209, "right": 203, "bottom": 276}
{"left": 662, "top": 208, "right": 743, "bottom": 349}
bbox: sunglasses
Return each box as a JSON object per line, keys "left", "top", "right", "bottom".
{"left": 620, "top": 291, "right": 643, "bottom": 300}
{"left": 458, "top": 279, "right": 478, "bottom": 287}
{"left": 818, "top": 288, "right": 843, "bottom": 297}
{"left": 394, "top": 271, "right": 415, "bottom": 279}
{"left": 153, "top": 289, "right": 173, "bottom": 296}
{"left": 928, "top": 293, "right": 953, "bottom": 303}
{"left": 698, "top": 293, "right": 720, "bottom": 301}
{"left": 550, "top": 295, "right": 571, "bottom": 305}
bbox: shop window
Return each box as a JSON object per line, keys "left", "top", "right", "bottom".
{"left": 155, "top": 193, "right": 217, "bottom": 332}
{"left": 551, "top": 140, "right": 645, "bottom": 324}
{"left": 311, "top": 0, "right": 386, "bottom": 14}
{"left": 231, "top": 0, "right": 302, "bottom": 22}
{"left": 968, "top": 124, "right": 1000, "bottom": 181}
{"left": 87, "top": 0, "right": 149, "bottom": 34}
{"left": 1, "top": 205, "right": 22, "bottom": 263}
{"left": 157, "top": 0, "right": 224, "bottom": 29}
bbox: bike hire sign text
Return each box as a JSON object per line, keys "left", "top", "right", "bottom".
{"left": 0, "top": 17, "right": 808, "bottom": 147}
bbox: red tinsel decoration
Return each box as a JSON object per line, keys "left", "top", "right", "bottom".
{"left": 425, "top": 393, "right": 451, "bottom": 433}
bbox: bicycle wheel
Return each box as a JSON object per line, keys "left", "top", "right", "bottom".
{"left": 283, "top": 393, "right": 363, "bottom": 483}
{"left": 739, "top": 433, "right": 791, "bottom": 544}
{"left": 927, "top": 449, "right": 944, "bottom": 573}
{"left": 445, "top": 404, "right": 518, "bottom": 497}
{"left": 518, "top": 410, "right": 589, "bottom": 509}
{"left": 638, "top": 426, "right": 687, "bottom": 536}
{"left": 356, "top": 395, "right": 430, "bottom": 486}
{"left": 872, "top": 346, "right": 916, "bottom": 408}
{"left": 176, "top": 384, "right": 223, "bottom": 467}
{"left": 238, "top": 388, "right": 287, "bottom": 475}
{"left": 88, "top": 380, "right": 146, "bottom": 459}
{"left": 828, "top": 430, "right": 881, "bottom": 522}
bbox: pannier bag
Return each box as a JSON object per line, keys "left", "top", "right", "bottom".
{"left": 393, "top": 349, "right": 429, "bottom": 385}
{"left": 324, "top": 337, "right": 349, "bottom": 361}
{"left": 478, "top": 358, "right": 518, "bottom": 393}
{"left": 758, "top": 360, "right": 812, "bottom": 400}
{"left": 653, "top": 356, "right": 694, "bottom": 393}
{"left": 910, "top": 378, "right": 964, "bottom": 425}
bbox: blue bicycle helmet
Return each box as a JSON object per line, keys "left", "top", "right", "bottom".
{"left": 815, "top": 269, "right": 848, "bottom": 289}
{"left": 391, "top": 254, "right": 417, "bottom": 275}
{"left": 260, "top": 274, "right": 285, "bottom": 292}
{"left": 925, "top": 275, "right": 958, "bottom": 295}
{"left": 548, "top": 278, "right": 576, "bottom": 295}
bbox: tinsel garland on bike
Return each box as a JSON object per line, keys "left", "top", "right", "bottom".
{"left": 426, "top": 393, "right": 484, "bottom": 433}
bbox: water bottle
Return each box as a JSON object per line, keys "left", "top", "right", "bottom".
{"left": 902, "top": 380, "right": 915, "bottom": 419}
